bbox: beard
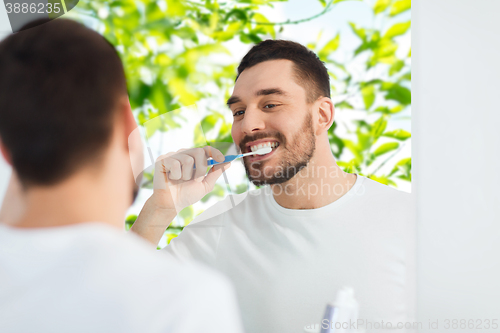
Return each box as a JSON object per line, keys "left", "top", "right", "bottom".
{"left": 240, "top": 112, "right": 316, "bottom": 186}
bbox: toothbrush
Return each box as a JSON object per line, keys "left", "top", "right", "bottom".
{"left": 197, "top": 147, "right": 273, "bottom": 168}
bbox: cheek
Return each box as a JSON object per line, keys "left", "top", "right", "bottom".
{"left": 270, "top": 115, "right": 291, "bottom": 133}
{"left": 231, "top": 124, "right": 241, "bottom": 145}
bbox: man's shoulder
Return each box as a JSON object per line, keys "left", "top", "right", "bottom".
{"left": 358, "top": 175, "right": 411, "bottom": 201}
{"left": 353, "top": 176, "right": 414, "bottom": 223}
{"left": 0, "top": 223, "right": 232, "bottom": 307}
{"left": 80, "top": 225, "right": 232, "bottom": 297}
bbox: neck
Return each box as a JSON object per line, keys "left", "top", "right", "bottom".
{"left": 271, "top": 147, "right": 357, "bottom": 210}
{"left": 11, "top": 168, "right": 129, "bottom": 229}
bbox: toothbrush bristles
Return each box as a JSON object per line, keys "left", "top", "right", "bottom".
{"left": 255, "top": 147, "right": 272, "bottom": 155}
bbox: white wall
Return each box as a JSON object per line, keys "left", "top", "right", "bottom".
{"left": 414, "top": 1, "right": 500, "bottom": 332}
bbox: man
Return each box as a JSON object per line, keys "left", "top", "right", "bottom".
{"left": 133, "top": 40, "right": 416, "bottom": 332}
{"left": 0, "top": 19, "right": 243, "bottom": 333}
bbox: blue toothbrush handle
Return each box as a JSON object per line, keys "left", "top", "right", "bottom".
{"left": 207, "top": 155, "right": 239, "bottom": 165}
{"left": 193, "top": 155, "right": 241, "bottom": 168}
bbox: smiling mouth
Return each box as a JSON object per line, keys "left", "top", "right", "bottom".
{"left": 246, "top": 141, "right": 280, "bottom": 154}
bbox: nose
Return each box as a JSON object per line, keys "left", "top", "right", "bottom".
{"left": 240, "top": 106, "right": 265, "bottom": 135}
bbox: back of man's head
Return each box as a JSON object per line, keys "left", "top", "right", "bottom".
{"left": 0, "top": 18, "right": 127, "bottom": 188}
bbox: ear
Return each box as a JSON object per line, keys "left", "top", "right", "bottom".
{"left": 0, "top": 139, "right": 12, "bottom": 166}
{"left": 118, "top": 96, "right": 144, "bottom": 184}
{"left": 315, "top": 97, "right": 335, "bottom": 135}
{"left": 117, "top": 96, "right": 137, "bottom": 149}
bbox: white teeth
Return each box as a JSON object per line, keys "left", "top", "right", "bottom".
{"left": 249, "top": 141, "right": 279, "bottom": 152}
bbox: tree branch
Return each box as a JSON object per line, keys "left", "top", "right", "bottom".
{"left": 250, "top": 0, "right": 336, "bottom": 26}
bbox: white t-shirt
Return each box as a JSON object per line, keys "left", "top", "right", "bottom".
{"left": 164, "top": 175, "right": 416, "bottom": 333}
{"left": 0, "top": 222, "right": 244, "bottom": 333}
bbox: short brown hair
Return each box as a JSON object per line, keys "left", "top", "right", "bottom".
{"left": 236, "top": 39, "right": 330, "bottom": 103}
{"left": 0, "top": 18, "right": 127, "bottom": 187}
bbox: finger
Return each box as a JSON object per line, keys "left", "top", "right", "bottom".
{"left": 202, "top": 162, "right": 231, "bottom": 193}
{"left": 161, "top": 157, "right": 182, "bottom": 180}
{"left": 154, "top": 153, "right": 179, "bottom": 189}
{"left": 190, "top": 147, "right": 208, "bottom": 179}
{"left": 171, "top": 153, "right": 195, "bottom": 181}
{"left": 155, "top": 152, "right": 172, "bottom": 163}
{"left": 203, "top": 146, "right": 225, "bottom": 163}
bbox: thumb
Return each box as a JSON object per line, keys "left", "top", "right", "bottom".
{"left": 202, "top": 163, "right": 231, "bottom": 193}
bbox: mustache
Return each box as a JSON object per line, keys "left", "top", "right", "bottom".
{"left": 238, "top": 131, "right": 287, "bottom": 152}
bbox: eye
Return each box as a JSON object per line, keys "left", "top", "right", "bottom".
{"left": 264, "top": 104, "right": 279, "bottom": 109}
{"left": 233, "top": 110, "right": 245, "bottom": 117}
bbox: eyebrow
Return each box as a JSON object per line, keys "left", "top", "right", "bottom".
{"left": 226, "top": 88, "right": 289, "bottom": 106}
{"left": 226, "top": 96, "right": 241, "bottom": 106}
{"left": 256, "top": 88, "right": 288, "bottom": 97}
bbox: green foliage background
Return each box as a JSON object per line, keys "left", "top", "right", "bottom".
{"left": 69, "top": 0, "right": 411, "bottom": 245}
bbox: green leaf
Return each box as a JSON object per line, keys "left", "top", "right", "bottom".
{"left": 252, "top": 13, "right": 276, "bottom": 39}
{"left": 389, "top": 0, "right": 411, "bottom": 16}
{"left": 125, "top": 214, "right": 138, "bottom": 230}
{"left": 201, "top": 184, "right": 226, "bottom": 202}
{"left": 375, "top": 105, "right": 405, "bottom": 114}
{"left": 318, "top": 0, "right": 327, "bottom": 7}
{"left": 201, "top": 113, "right": 223, "bottom": 133}
{"left": 389, "top": 157, "right": 411, "bottom": 178}
{"left": 389, "top": 105, "right": 404, "bottom": 113}
{"left": 150, "top": 79, "right": 171, "bottom": 118}
{"left": 371, "top": 116, "right": 388, "bottom": 139}
{"left": 373, "top": 0, "right": 392, "bottom": 14}
{"left": 399, "top": 72, "right": 411, "bottom": 82}
{"left": 225, "top": 8, "right": 248, "bottom": 22}
{"left": 383, "top": 21, "right": 411, "bottom": 39}
{"left": 166, "top": 0, "right": 186, "bottom": 16}
{"left": 343, "top": 139, "right": 363, "bottom": 163}
{"left": 330, "top": 134, "right": 345, "bottom": 159}
{"left": 166, "top": 233, "right": 178, "bottom": 245}
{"left": 371, "top": 39, "right": 398, "bottom": 64}
{"left": 361, "top": 85, "right": 376, "bottom": 109}
{"left": 384, "top": 83, "right": 411, "bottom": 105}
{"left": 368, "top": 174, "right": 394, "bottom": 185}
{"left": 382, "top": 129, "right": 411, "bottom": 140}
{"left": 389, "top": 60, "right": 405, "bottom": 76}
{"left": 348, "top": 22, "right": 366, "bottom": 40}
{"left": 373, "top": 142, "right": 399, "bottom": 156}
{"left": 336, "top": 101, "right": 354, "bottom": 109}
{"left": 212, "top": 21, "right": 243, "bottom": 41}
{"left": 240, "top": 33, "right": 263, "bottom": 44}
{"left": 235, "top": 184, "right": 248, "bottom": 194}
{"left": 179, "top": 206, "right": 194, "bottom": 225}
{"left": 318, "top": 33, "right": 340, "bottom": 60}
